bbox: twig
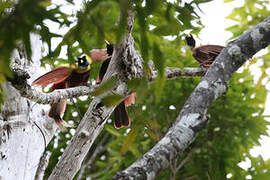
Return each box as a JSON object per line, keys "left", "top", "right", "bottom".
{"left": 71, "top": 98, "right": 83, "bottom": 119}
{"left": 9, "top": 66, "right": 205, "bottom": 105}
{"left": 77, "top": 133, "right": 112, "bottom": 180}
{"left": 170, "top": 147, "right": 196, "bottom": 180}
{"left": 176, "top": 148, "right": 197, "bottom": 171}
{"left": 34, "top": 151, "right": 51, "bottom": 180}
{"left": 33, "top": 121, "right": 47, "bottom": 149}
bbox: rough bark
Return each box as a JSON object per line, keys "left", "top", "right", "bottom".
{"left": 35, "top": 151, "right": 52, "bottom": 180}
{"left": 114, "top": 16, "right": 270, "bottom": 180}
{"left": 77, "top": 134, "right": 112, "bottom": 180}
{"left": 5, "top": 13, "right": 205, "bottom": 180}
{"left": 0, "top": 34, "right": 57, "bottom": 180}
{"left": 47, "top": 11, "right": 145, "bottom": 180}
{"left": 11, "top": 66, "right": 205, "bottom": 105}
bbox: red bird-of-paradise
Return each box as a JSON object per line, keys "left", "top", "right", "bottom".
{"left": 31, "top": 50, "right": 108, "bottom": 128}
{"left": 96, "top": 41, "right": 136, "bottom": 129}
{"left": 185, "top": 34, "right": 224, "bottom": 67}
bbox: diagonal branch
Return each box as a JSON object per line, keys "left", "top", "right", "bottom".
{"left": 34, "top": 151, "right": 51, "bottom": 180}
{"left": 77, "top": 133, "right": 113, "bottom": 180}
{"left": 47, "top": 10, "right": 143, "bottom": 180}
{"left": 114, "top": 16, "right": 270, "bottom": 180}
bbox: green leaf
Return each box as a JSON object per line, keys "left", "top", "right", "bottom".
{"left": 152, "top": 42, "right": 166, "bottom": 102}
{"left": 90, "top": 77, "right": 118, "bottom": 97}
{"left": 106, "top": 126, "right": 122, "bottom": 137}
{"left": 120, "top": 126, "right": 139, "bottom": 154}
{"left": 127, "top": 77, "right": 148, "bottom": 101}
{"left": 127, "top": 78, "right": 148, "bottom": 92}
{"left": 101, "top": 94, "right": 123, "bottom": 107}
{"left": 224, "top": 0, "right": 235, "bottom": 3}
{"left": 145, "top": 129, "right": 160, "bottom": 141}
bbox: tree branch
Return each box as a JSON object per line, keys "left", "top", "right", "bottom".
{"left": 34, "top": 151, "right": 51, "bottom": 180}
{"left": 114, "top": 16, "right": 270, "bottom": 180}
{"left": 9, "top": 66, "right": 205, "bottom": 105}
{"left": 77, "top": 134, "right": 112, "bottom": 180}
{"left": 47, "top": 10, "right": 144, "bottom": 180}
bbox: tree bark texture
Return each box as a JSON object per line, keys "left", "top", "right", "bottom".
{"left": 4, "top": 10, "right": 269, "bottom": 180}
{"left": 47, "top": 12, "right": 145, "bottom": 180}
{"left": 114, "top": 16, "right": 270, "bottom": 180}
{"left": 0, "top": 34, "right": 57, "bottom": 180}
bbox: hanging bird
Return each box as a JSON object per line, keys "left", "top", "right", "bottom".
{"left": 96, "top": 41, "right": 136, "bottom": 129}
{"left": 185, "top": 34, "right": 224, "bottom": 67}
{"left": 32, "top": 51, "right": 108, "bottom": 128}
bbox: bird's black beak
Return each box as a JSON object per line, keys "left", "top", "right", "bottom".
{"left": 105, "top": 39, "right": 110, "bottom": 45}
{"left": 185, "top": 34, "right": 195, "bottom": 49}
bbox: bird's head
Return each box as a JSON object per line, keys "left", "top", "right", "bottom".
{"left": 75, "top": 54, "right": 92, "bottom": 72}
{"left": 185, "top": 34, "right": 196, "bottom": 50}
{"left": 105, "top": 40, "right": 114, "bottom": 56}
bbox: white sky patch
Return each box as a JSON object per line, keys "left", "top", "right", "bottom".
{"left": 100, "top": 155, "right": 106, "bottom": 160}
{"left": 45, "top": 0, "right": 270, "bottom": 166}
{"left": 197, "top": 0, "right": 244, "bottom": 45}
{"left": 238, "top": 157, "right": 251, "bottom": 170}
{"left": 250, "top": 130, "right": 270, "bottom": 160}
{"left": 190, "top": 0, "right": 270, "bottom": 166}
{"left": 72, "top": 111, "right": 78, "bottom": 117}
{"left": 169, "top": 105, "right": 176, "bottom": 110}
{"left": 107, "top": 118, "right": 112, "bottom": 124}
{"left": 226, "top": 173, "right": 232, "bottom": 179}
{"left": 79, "top": 95, "right": 88, "bottom": 101}
{"left": 72, "top": 98, "right": 77, "bottom": 103}
{"left": 70, "top": 128, "right": 76, "bottom": 136}
{"left": 68, "top": 120, "right": 74, "bottom": 125}
{"left": 126, "top": 128, "right": 131, "bottom": 134}
{"left": 142, "top": 105, "right": 147, "bottom": 111}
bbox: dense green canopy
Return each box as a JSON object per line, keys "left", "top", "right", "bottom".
{"left": 1, "top": 0, "right": 270, "bottom": 179}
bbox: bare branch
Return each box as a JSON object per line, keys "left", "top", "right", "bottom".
{"left": 9, "top": 66, "right": 205, "bottom": 105}
{"left": 77, "top": 134, "right": 112, "bottom": 180}
{"left": 47, "top": 11, "right": 143, "bottom": 180}
{"left": 176, "top": 148, "right": 197, "bottom": 171}
{"left": 34, "top": 151, "right": 51, "bottom": 180}
{"left": 114, "top": 15, "right": 270, "bottom": 180}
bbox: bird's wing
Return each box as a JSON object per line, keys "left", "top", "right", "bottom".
{"left": 96, "top": 58, "right": 111, "bottom": 83}
{"left": 197, "top": 45, "right": 224, "bottom": 56}
{"left": 31, "top": 66, "right": 72, "bottom": 87}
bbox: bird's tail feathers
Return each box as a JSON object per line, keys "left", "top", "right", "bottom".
{"left": 52, "top": 115, "right": 73, "bottom": 131}
{"left": 114, "top": 101, "right": 130, "bottom": 129}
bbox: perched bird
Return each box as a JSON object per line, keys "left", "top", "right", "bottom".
{"left": 185, "top": 34, "right": 224, "bottom": 67}
{"left": 32, "top": 51, "right": 108, "bottom": 128}
{"left": 96, "top": 41, "right": 136, "bottom": 129}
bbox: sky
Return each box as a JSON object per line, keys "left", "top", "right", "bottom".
{"left": 48, "top": 0, "right": 270, "bottom": 171}
{"left": 197, "top": 0, "right": 270, "bottom": 171}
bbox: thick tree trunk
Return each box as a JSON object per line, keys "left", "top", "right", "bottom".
{"left": 0, "top": 34, "right": 57, "bottom": 180}
{"left": 114, "top": 15, "right": 270, "bottom": 179}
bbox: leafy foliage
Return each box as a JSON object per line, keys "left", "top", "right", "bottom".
{"left": 1, "top": 0, "right": 270, "bottom": 179}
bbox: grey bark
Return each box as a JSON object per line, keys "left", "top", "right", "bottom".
{"left": 11, "top": 66, "right": 205, "bottom": 105}
{"left": 5, "top": 9, "right": 269, "bottom": 180}
{"left": 35, "top": 151, "right": 52, "bottom": 180}
{"left": 114, "top": 16, "right": 270, "bottom": 180}
{"left": 47, "top": 11, "right": 144, "bottom": 180}
{"left": 6, "top": 14, "right": 205, "bottom": 180}
{"left": 0, "top": 34, "right": 57, "bottom": 180}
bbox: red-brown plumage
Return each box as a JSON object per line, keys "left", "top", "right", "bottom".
{"left": 32, "top": 66, "right": 72, "bottom": 87}
{"left": 32, "top": 56, "right": 91, "bottom": 128}
{"left": 185, "top": 34, "right": 224, "bottom": 67}
{"left": 97, "top": 42, "right": 136, "bottom": 129}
